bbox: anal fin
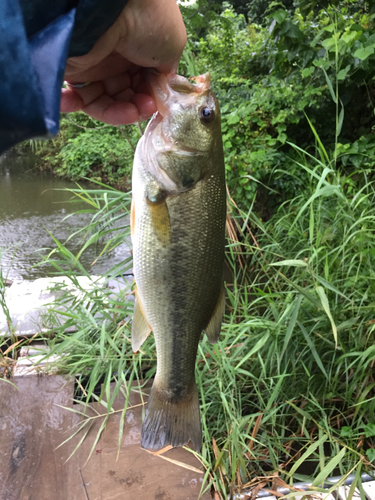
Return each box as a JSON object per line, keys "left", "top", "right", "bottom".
{"left": 130, "top": 197, "right": 135, "bottom": 241}
{"left": 132, "top": 295, "right": 152, "bottom": 352}
{"left": 204, "top": 284, "right": 225, "bottom": 344}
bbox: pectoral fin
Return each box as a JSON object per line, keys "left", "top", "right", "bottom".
{"left": 204, "top": 284, "right": 225, "bottom": 344}
{"left": 148, "top": 198, "right": 171, "bottom": 245}
{"left": 132, "top": 295, "right": 152, "bottom": 352}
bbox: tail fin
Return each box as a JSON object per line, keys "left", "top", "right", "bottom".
{"left": 141, "top": 380, "right": 202, "bottom": 452}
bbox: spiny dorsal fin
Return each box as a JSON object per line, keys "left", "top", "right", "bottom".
{"left": 132, "top": 295, "right": 152, "bottom": 352}
{"left": 204, "top": 284, "right": 225, "bottom": 344}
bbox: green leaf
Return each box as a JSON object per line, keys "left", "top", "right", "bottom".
{"left": 337, "top": 66, "right": 350, "bottom": 81}
{"left": 276, "top": 272, "right": 322, "bottom": 309}
{"left": 303, "top": 114, "right": 331, "bottom": 164}
{"left": 336, "top": 318, "right": 359, "bottom": 331}
{"left": 288, "top": 435, "right": 328, "bottom": 477}
{"left": 226, "top": 114, "right": 241, "bottom": 125}
{"left": 340, "top": 426, "right": 353, "bottom": 438}
{"left": 271, "top": 9, "right": 287, "bottom": 24}
{"left": 99, "top": 321, "right": 106, "bottom": 360}
{"left": 366, "top": 449, "right": 375, "bottom": 462}
{"left": 337, "top": 102, "right": 344, "bottom": 137}
{"left": 269, "top": 259, "right": 308, "bottom": 268}
{"left": 269, "top": 18, "right": 277, "bottom": 34}
{"left": 236, "top": 332, "right": 270, "bottom": 370}
{"left": 324, "top": 23, "right": 335, "bottom": 33}
{"left": 322, "top": 37, "right": 336, "bottom": 51}
{"left": 341, "top": 31, "right": 359, "bottom": 44}
{"left": 298, "top": 322, "right": 328, "bottom": 378}
{"left": 322, "top": 67, "right": 337, "bottom": 104}
{"left": 243, "top": 175, "right": 280, "bottom": 194}
{"left": 313, "top": 273, "right": 350, "bottom": 300}
{"left": 354, "top": 45, "right": 375, "bottom": 61}
{"left": 281, "top": 294, "right": 303, "bottom": 359}
{"left": 315, "top": 286, "right": 338, "bottom": 347}
{"left": 287, "top": 400, "right": 312, "bottom": 420}
{"left": 291, "top": 185, "right": 342, "bottom": 229}
{"left": 301, "top": 67, "right": 314, "bottom": 78}
{"left": 364, "top": 423, "right": 375, "bottom": 438}
{"left": 312, "top": 447, "right": 346, "bottom": 486}
{"left": 277, "top": 132, "right": 287, "bottom": 144}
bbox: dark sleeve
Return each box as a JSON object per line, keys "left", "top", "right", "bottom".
{"left": 0, "top": 0, "right": 128, "bottom": 155}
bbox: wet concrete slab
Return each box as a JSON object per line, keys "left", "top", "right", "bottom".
{"left": 0, "top": 376, "right": 211, "bottom": 500}
{"left": 0, "top": 375, "right": 74, "bottom": 500}
{"left": 0, "top": 276, "right": 132, "bottom": 337}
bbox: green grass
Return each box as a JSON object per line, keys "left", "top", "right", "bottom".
{"left": 196, "top": 149, "right": 375, "bottom": 497}
{"left": 3, "top": 150, "right": 375, "bottom": 498}
{"left": 0, "top": 258, "right": 29, "bottom": 382}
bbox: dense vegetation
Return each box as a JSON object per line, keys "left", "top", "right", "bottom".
{"left": 183, "top": 0, "right": 375, "bottom": 210}
{"left": 28, "top": 115, "right": 141, "bottom": 189}
{"left": 3, "top": 0, "right": 375, "bottom": 497}
{"left": 29, "top": 0, "right": 375, "bottom": 214}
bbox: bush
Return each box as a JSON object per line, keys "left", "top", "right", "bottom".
{"left": 24, "top": 113, "right": 141, "bottom": 189}
{"left": 180, "top": 1, "right": 375, "bottom": 211}
{"left": 54, "top": 124, "right": 135, "bottom": 187}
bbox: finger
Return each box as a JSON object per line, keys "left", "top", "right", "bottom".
{"left": 65, "top": 52, "right": 133, "bottom": 83}
{"left": 129, "top": 69, "right": 150, "bottom": 94}
{"left": 113, "top": 88, "right": 135, "bottom": 101}
{"left": 63, "top": 80, "right": 155, "bottom": 125}
{"left": 66, "top": 81, "right": 105, "bottom": 107}
{"left": 135, "top": 80, "right": 149, "bottom": 95}
{"left": 131, "top": 93, "right": 156, "bottom": 119}
{"left": 103, "top": 73, "right": 131, "bottom": 96}
{"left": 131, "top": 71, "right": 142, "bottom": 91}
{"left": 60, "top": 88, "right": 84, "bottom": 112}
{"left": 82, "top": 94, "right": 139, "bottom": 125}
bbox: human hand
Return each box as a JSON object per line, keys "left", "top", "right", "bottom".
{"left": 61, "top": 0, "right": 186, "bottom": 125}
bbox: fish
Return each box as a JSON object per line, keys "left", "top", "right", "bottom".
{"left": 131, "top": 71, "right": 226, "bottom": 451}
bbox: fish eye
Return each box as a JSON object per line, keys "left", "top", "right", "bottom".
{"left": 199, "top": 106, "right": 215, "bottom": 124}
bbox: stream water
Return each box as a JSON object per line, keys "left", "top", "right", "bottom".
{"left": 0, "top": 150, "right": 131, "bottom": 281}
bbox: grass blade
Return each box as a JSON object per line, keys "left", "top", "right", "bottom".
{"left": 281, "top": 294, "right": 303, "bottom": 358}
{"left": 315, "top": 285, "right": 338, "bottom": 347}
{"left": 287, "top": 434, "right": 328, "bottom": 478}
{"left": 312, "top": 447, "right": 346, "bottom": 486}
{"left": 298, "top": 321, "right": 328, "bottom": 378}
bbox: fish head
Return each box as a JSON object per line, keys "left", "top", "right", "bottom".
{"left": 141, "top": 71, "right": 223, "bottom": 193}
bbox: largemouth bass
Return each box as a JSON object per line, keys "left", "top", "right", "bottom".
{"left": 131, "top": 71, "right": 226, "bottom": 451}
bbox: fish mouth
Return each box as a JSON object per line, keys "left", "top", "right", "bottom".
{"left": 145, "top": 69, "right": 211, "bottom": 117}
{"left": 143, "top": 70, "right": 211, "bottom": 156}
